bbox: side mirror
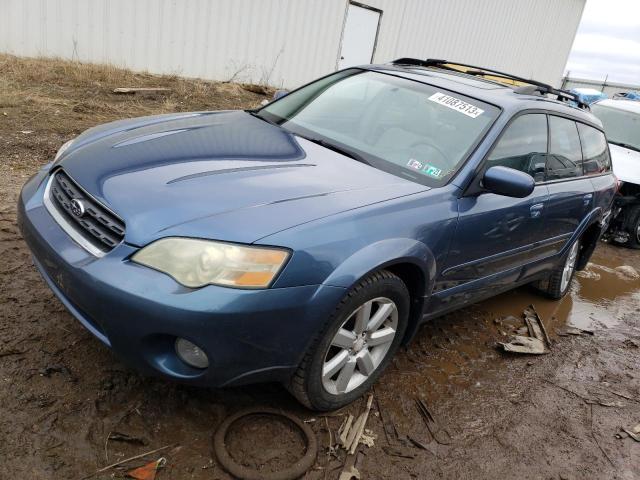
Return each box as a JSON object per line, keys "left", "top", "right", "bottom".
{"left": 483, "top": 166, "right": 534, "bottom": 198}
{"left": 272, "top": 89, "right": 289, "bottom": 101}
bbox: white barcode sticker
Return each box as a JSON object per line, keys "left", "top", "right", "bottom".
{"left": 428, "top": 92, "right": 484, "bottom": 118}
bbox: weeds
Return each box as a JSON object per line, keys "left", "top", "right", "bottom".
{"left": 0, "top": 54, "right": 272, "bottom": 138}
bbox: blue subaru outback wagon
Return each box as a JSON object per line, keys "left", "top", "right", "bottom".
{"left": 19, "top": 59, "right": 616, "bottom": 410}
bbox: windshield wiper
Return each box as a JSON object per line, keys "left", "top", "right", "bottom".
{"left": 295, "top": 134, "right": 370, "bottom": 165}
{"left": 248, "top": 112, "right": 370, "bottom": 165}
{"left": 610, "top": 140, "right": 640, "bottom": 153}
{"left": 248, "top": 110, "right": 278, "bottom": 126}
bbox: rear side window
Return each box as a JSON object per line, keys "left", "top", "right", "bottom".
{"left": 577, "top": 123, "right": 611, "bottom": 174}
{"left": 547, "top": 116, "right": 583, "bottom": 181}
{"left": 487, "top": 114, "right": 548, "bottom": 182}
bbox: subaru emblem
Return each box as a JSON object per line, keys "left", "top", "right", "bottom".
{"left": 70, "top": 198, "right": 86, "bottom": 217}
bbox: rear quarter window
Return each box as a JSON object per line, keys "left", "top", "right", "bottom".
{"left": 577, "top": 123, "right": 611, "bottom": 175}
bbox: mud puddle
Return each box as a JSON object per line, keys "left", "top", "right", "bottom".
{"left": 483, "top": 247, "right": 640, "bottom": 332}
{"left": 375, "top": 245, "right": 640, "bottom": 444}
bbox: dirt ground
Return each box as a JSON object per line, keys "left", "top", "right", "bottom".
{"left": 1, "top": 55, "right": 640, "bottom": 480}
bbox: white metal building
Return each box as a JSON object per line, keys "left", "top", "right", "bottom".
{"left": 1, "top": 0, "right": 586, "bottom": 88}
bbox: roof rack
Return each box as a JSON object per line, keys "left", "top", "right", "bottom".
{"left": 390, "top": 58, "right": 590, "bottom": 110}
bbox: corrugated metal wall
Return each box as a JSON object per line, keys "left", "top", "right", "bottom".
{"left": 0, "top": 0, "right": 585, "bottom": 88}
{"left": 368, "top": 0, "right": 586, "bottom": 87}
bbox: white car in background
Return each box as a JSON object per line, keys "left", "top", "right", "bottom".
{"left": 591, "top": 99, "right": 640, "bottom": 247}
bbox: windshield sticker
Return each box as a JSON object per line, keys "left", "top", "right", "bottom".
{"left": 422, "top": 164, "right": 443, "bottom": 178}
{"left": 407, "top": 159, "right": 424, "bottom": 170}
{"left": 428, "top": 92, "right": 484, "bottom": 118}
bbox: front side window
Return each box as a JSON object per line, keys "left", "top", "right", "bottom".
{"left": 591, "top": 103, "right": 640, "bottom": 153}
{"left": 577, "top": 123, "right": 611, "bottom": 175}
{"left": 258, "top": 70, "right": 500, "bottom": 186}
{"left": 486, "top": 114, "right": 547, "bottom": 182}
{"left": 547, "top": 116, "right": 583, "bottom": 181}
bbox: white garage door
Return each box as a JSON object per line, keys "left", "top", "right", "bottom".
{"left": 338, "top": 3, "right": 382, "bottom": 69}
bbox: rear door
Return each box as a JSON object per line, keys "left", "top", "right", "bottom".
{"left": 578, "top": 122, "right": 616, "bottom": 227}
{"left": 436, "top": 114, "right": 550, "bottom": 302}
{"left": 532, "top": 116, "right": 594, "bottom": 261}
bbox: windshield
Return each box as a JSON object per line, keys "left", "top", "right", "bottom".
{"left": 591, "top": 103, "right": 640, "bottom": 152}
{"left": 257, "top": 69, "right": 500, "bottom": 186}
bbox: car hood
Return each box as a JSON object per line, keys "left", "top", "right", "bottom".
{"left": 56, "top": 111, "right": 426, "bottom": 245}
{"left": 610, "top": 143, "right": 640, "bottom": 184}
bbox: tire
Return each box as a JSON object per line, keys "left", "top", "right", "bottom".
{"left": 288, "top": 270, "right": 409, "bottom": 411}
{"left": 624, "top": 205, "right": 640, "bottom": 249}
{"left": 537, "top": 238, "right": 580, "bottom": 300}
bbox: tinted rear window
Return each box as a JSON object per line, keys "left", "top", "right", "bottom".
{"left": 577, "top": 123, "right": 611, "bottom": 175}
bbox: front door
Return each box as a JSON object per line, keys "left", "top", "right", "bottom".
{"left": 338, "top": 3, "right": 381, "bottom": 69}
{"left": 431, "top": 113, "right": 550, "bottom": 312}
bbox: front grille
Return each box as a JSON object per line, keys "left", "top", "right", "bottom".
{"left": 48, "top": 170, "right": 125, "bottom": 254}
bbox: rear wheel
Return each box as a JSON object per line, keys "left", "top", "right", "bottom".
{"left": 537, "top": 239, "right": 580, "bottom": 299}
{"left": 288, "top": 270, "right": 409, "bottom": 411}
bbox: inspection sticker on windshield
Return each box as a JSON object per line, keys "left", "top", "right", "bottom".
{"left": 428, "top": 92, "right": 484, "bottom": 118}
{"left": 422, "top": 164, "right": 443, "bottom": 178}
{"left": 407, "top": 159, "right": 424, "bottom": 170}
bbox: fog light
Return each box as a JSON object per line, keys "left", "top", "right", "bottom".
{"left": 175, "top": 338, "right": 209, "bottom": 369}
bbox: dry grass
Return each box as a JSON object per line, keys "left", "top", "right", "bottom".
{"left": 0, "top": 55, "right": 272, "bottom": 134}
{"left": 0, "top": 54, "right": 272, "bottom": 172}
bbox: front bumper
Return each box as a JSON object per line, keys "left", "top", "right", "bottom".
{"left": 18, "top": 169, "right": 346, "bottom": 387}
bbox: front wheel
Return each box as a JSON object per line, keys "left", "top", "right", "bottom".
{"left": 537, "top": 239, "right": 580, "bottom": 299}
{"left": 288, "top": 270, "right": 409, "bottom": 411}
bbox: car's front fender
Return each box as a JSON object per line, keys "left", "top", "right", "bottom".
{"left": 321, "top": 238, "right": 436, "bottom": 345}
{"left": 321, "top": 237, "right": 435, "bottom": 291}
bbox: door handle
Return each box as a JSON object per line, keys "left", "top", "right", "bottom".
{"left": 530, "top": 203, "right": 544, "bottom": 218}
{"left": 583, "top": 193, "right": 593, "bottom": 206}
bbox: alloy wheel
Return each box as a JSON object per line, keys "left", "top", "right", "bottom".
{"left": 560, "top": 241, "right": 579, "bottom": 293}
{"left": 321, "top": 297, "right": 398, "bottom": 395}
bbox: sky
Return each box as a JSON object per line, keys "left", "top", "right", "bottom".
{"left": 564, "top": 0, "right": 640, "bottom": 85}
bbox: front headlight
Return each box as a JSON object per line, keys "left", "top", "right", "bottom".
{"left": 54, "top": 139, "right": 75, "bottom": 162}
{"left": 131, "top": 238, "right": 290, "bottom": 289}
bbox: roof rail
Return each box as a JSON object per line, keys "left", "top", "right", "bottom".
{"left": 390, "top": 58, "right": 590, "bottom": 110}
